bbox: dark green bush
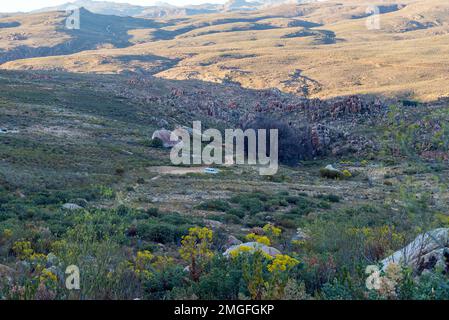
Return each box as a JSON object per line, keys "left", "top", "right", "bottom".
{"left": 137, "top": 222, "right": 179, "bottom": 243}
{"left": 315, "top": 194, "right": 341, "bottom": 203}
{"left": 226, "top": 207, "right": 246, "bottom": 218}
{"left": 197, "top": 199, "right": 229, "bottom": 212}
{"left": 147, "top": 137, "right": 164, "bottom": 148}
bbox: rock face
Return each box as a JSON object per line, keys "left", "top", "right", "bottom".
{"left": 223, "top": 242, "right": 281, "bottom": 258}
{"left": 381, "top": 228, "right": 449, "bottom": 273}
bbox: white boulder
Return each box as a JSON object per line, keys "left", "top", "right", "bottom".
{"left": 381, "top": 228, "right": 449, "bottom": 273}
{"left": 223, "top": 242, "right": 281, "bottom": 258}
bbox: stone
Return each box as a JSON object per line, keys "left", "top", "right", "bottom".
{"left": 151, "top": 129, "right": 181, "bottom": 148}
{"left": 223, "top": 242, "right": 281, "bottom": 258}
{"left": 62, "top": 203, "right": 83, "bottom": 210}
{"left": 226, "top": 235, "right": 242, "bottom": 247}
{"left": 204, "top": 219, "right": 223, "bottom": 229}
{"left": 320, "top": 165, "right": 345, "bottom": 179}
{"left": 381, "top": 228, "right": 449, "bottom": 273}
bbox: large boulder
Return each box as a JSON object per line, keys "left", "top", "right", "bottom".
{"left": 223, "top": 242, "right": 281, "bottom": 258}
{"left": 319, "top": 164, "right": 345, "bottom": 179}
{"left": 151, "top": 129, "right": 182, "bottom": 148}
{"left": 381, "top": 228, "right": 449, "bottom": 273}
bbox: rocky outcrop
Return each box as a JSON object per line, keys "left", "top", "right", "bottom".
{"left": 381, "top": 228, "right": 449, "bottom": 273}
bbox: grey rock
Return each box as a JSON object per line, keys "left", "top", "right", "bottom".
{"left": 223, "top": 242, "right": 281, "bottom": 258}
{"left": 381, "top": 228, "right": 449, "bottom": 273}
{"left": 62, "top": 203, "right": 83, "bottom": 210}
{"left": 226, "top": 235, "right": 242, "bottom": 247}
{"left": 204, "top": 219, "right": 224, "bottom": 229}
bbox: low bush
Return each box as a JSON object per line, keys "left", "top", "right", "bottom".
{"left": 196, "top": 199, "right": 229, "bottom": 212}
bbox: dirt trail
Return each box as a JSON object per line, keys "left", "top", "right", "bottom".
{"left": 147, "top": 166, "right": 208, "bottom": 175}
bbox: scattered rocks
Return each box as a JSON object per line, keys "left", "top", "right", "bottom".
{"left": 7, "top": 32, "right": 27, "bottom": 41}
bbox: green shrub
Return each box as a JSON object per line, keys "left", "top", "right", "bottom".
{"left": 222, "top": 214, "right": 242, "bottom": 224}
{"left": 226, "top": 207, "right": 246, "bottom": 218}
{"left": 320, "top": 168, "right": 345, "bottom": 179}
{"left": 146, "top": 207, "right": 160, "bottom": 217}
{"left": 315, "top": 194, "right": 341, "bottom": 203}
{"left": 116, "top": 205, "right": 130, "bottom": 216}
{"left": 197, "top": 199, "right": 229, "bottom": 212}
{"left": 147, "top": 137, "right": 164, "bottom": 148}
{"left": 137, "top": 222, "right": 182, "bottom": 244}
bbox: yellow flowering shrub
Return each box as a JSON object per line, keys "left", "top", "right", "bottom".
{"left": 245, "top": 233, "right": 271, "bottom": 246}
{"left": 40, "top": 269, "right": 58, "bottom": 284}
{"left": 436, "top": 213, "right": 449, "bottom": 227}
{"left": 342, "top": 169, "right": 352, "bottom": 178}
{"left": 229, "top": 245, "right": 274, "bottom": 260}
{"left": 12, "top": 241, "right": 34, "bottom": 259}
{"left": 50, "top": 240, "right": 68, "bottom": 254}
{"left": 263, "top": 224, "right": 282, "bottom": 238}
{"left": 151, "top": 255, "right": 175, "bottom": 271}
{"left": 133, "top": 250, "right": 154, "bottom": 279}
{"left": 229, "top": 245, "right": 253, "bottom": 259}
{"left": 2, "top": 228, "right": 13, "bottom": 239}
{"left": 267, "top": 255, "right": 300, "bottom": 273}
{"left": 348, "top": 225, "right": 405, "bottom": 260}
{"left": 179, "top": 227, "right": 213, "bottom": 281}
